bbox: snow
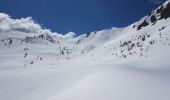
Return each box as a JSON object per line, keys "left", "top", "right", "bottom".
{"left": 1, "top": 0, "right": 170, "bottom": 100}
{"left": 1, "top": 46, "right": 170, "bottom": 100}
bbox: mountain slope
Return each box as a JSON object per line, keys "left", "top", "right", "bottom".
{"left": 0, "top": 0, "right": 170, "bottom": 100}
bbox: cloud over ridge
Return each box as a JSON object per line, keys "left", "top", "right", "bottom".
{"left": 0, "top": 13, "right": 76, "bottom": 39}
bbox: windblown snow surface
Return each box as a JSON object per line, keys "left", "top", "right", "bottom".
{"left": 1, "top": 1, "right": 170, "bottom": 100}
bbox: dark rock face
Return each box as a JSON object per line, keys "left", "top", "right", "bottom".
{"left": 150, "top": 15, "right": 157, "bottom": 23}
{"left": 86, "top": 32, "right": 91, "bottom": 38}
{"left": 156, "top": 6, "right": 163, "bottom": 14}
{"left": 160, "top": 2, "right": 170, "bottom": 19}
{"left": 136, "top": 1, "right": 170, "bottom": 31}
{"left": 137, "top": 20, "right": 149, "bottom": 30}
{"left": 23, "top": 34, "right": 55, "bottom": 44}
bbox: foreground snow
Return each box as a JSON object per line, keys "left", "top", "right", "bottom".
{"left": 0, "top": 45, "right": 170, "bottom": 100}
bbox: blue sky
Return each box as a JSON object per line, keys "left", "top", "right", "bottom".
{"left": 0, "top": 0, "right": 165, "bottom": 35}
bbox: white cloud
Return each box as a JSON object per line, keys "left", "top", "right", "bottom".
{"left": 0, "top": 13, "right": 76, "bottom": 39}
{"left": 0, "top": 13, "right": 11, "bottom": 30}
{"left": 11, "top": 17, "right": 42, "bottom": 33}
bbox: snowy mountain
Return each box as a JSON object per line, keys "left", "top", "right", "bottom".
{"left": 0, "top": 0, "right": 170, "bottom": 100}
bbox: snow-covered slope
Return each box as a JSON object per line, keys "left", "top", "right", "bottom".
{"left": 75, "top": 27, "right": 124, "bottom": 45}
{"left": 1, "top": 0, "right": 170, "bottom": 100}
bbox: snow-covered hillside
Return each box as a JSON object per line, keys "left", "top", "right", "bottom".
{"left": 0, "top": 0, "right": 170, "bottom": 100}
